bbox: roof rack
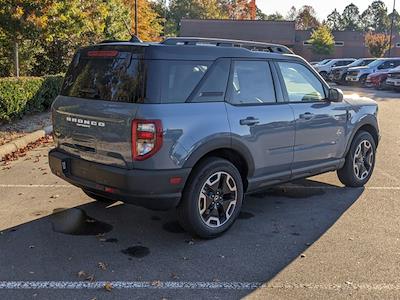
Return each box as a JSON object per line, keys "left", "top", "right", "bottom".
{"left": 161, "top": 37, "right": 293, "bottom": 54}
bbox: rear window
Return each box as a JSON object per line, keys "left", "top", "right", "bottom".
{"left": 61, "top": 47, "right": 212, "bottom": 104}
{"left": 61, "top": 49, "right": 145, "bottom": 103}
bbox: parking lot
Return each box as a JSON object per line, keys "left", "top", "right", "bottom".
{"left": 0, "top": 86, "right": 399, "bottom": 299}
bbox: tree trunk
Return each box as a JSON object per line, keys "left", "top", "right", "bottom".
{"left": 14, "top": 41, "right": 19, "bottom": 78}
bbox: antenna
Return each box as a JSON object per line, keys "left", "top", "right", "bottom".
{"left": 123, "top": 18, "right": 142, "bottom": 43}
{"left": 123, "top": 19, "right": 133, "bottom": 37}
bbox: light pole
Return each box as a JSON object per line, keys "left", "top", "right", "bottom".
{"left": 388, "top": 0, "right": 396, "bottom": 57}
{"left": 134, "top": 0, "right": 138, "bottom": 36}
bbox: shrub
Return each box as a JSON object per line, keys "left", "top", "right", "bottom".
{"left": 0, "top": 75, "right": 64, "bottom": 122}
{"left": 309, "top": 25, "right": 335, "bottom": 55}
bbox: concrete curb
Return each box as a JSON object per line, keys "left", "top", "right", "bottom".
{"left": 0, "top": 125, "right": 52, "bottom": 160}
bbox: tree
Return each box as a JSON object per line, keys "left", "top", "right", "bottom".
{"left": 255, "top": 7, "right": 267, "bottom": 20}
{"left": 168, "top": 0, "right": 226, "bottom": 34}
{"left": 365, "top": 32, "right": 390, "bottom": 57}
{"left": 286, "top": 6, "right": 297, "bottom": 21}
{"left": 341, "top": 4, "right": 361, "bottom": 31}
{"left": 309, "top": 25, "right": 335, "bottom": 55}
{"left": 326, "top": 9, "right": 342, "bottom": 30}
{"left": 361, "top": 0, "right": 389, "bottom": 32}
{"left": 124, "top": 0, "right": 163, "bottom": 41}
{"left": 0, "top": 0, "right": 152, "bottom": 77}
{"left": 295, "top": 5, "right": 320, "bottom": 30}
{"left": 266, "top": 12, "right": 284, "bottom": 21}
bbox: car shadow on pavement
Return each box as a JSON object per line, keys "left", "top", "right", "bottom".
{"left": 0, "top": 179, "right": 364, "bottom": 295}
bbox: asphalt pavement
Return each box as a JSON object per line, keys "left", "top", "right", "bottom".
{"left": 0, "top": 86, "right": 399, "bottom": 299}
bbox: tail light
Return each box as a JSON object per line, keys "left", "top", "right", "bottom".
{"left": 132, "top": 119, "right": 163, "bottom": 161}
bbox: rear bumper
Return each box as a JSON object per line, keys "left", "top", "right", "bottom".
{"left": 49, "top": 148, "right": 191, "bottom": 210}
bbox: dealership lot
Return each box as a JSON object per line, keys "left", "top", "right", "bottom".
{"left": 0, "top": 87, "right": 400, "bottom": 299}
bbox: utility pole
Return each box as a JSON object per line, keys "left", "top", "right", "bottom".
{"left": 134, "top": 0, "right": 138, "bottom": 36}
{"left": 388, "top": 0, "right": 396, "bottom": 57}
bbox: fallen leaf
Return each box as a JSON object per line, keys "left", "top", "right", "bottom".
{"left": 98, "top": 262, "right": 107, "bottom": 270}
{"left": 77, "top": 271, "right": 87, "bottom": 278}
{"left": 85, "top": 274, "right": 95, "bottom": 282}
{"left": 151, "top": 280, "right": 161, "bottom": 287}
{"left": 104, "top": 282, "right": 113, "bottom": 292}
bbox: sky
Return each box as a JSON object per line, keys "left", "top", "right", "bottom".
{"left": 257, "top": 0, "right": 397, "bottom": 20}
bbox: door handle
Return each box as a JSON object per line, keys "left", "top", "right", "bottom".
{"left": 299, "top": 112, "right": 315, "bottom": 120}
{"left": 240, "top": 117, "right": 260, "bottom": 126}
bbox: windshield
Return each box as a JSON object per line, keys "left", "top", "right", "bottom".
{"left": 348, "top": 59, "right": 374, "bottom": 68}
{"left": 367, "top": 59, "right": 384, "bottom": 68}
{"left": 318, "top": 59, "right": 331, "bottom": 65}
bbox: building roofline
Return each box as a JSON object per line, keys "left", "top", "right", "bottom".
{"left": 181, "top": 18, "right": 295, "bottom": 24}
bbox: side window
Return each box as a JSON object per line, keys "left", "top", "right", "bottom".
{"left": 229, "top": 60, "right": 276, "bottom": 105}
{"left": 162, "top": 61, "right": 210, "bottom": 103}
{"left": 277, "top": 61, "right": 325, "bottom": 102}
{"left": 378, "top": 61, "right": 400, "bottom": 70}
{"left": 192, "top": 59, "right": 230, "bottom": 102}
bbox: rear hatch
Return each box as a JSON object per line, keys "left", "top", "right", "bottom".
{"left": 53, "top": 44, "right": 147, "bottom": 168}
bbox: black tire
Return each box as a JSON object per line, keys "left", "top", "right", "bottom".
{"left": 319, "top": 71, "right": 328, "bottom": 80}
{"left": 337, "top": 131, "right": 376, "bottom": 187}
{"left": 82, "top": 189, "right": 114, "bottom": 203}
{"left": 359, "top": 75, "right": 368, "bottom": 86}
{"left": 177, "top": 157, "right": 244, "bottom": 239}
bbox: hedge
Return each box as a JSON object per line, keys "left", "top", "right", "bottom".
{"left": 0, "top": 75, "right": 64, "bottom": 122}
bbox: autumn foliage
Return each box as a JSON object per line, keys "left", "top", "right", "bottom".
{"left": 364, "top": 32, "right": 390, "bottom": 57}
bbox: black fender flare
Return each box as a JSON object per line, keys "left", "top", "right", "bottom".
{"left": 182, "top": 136, "right": 255, "bottom": 177}
{"left": 344, "top": 115, "right": 379, "bottom": 156}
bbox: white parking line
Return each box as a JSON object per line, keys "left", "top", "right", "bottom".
{"left": 0, "top": 184, "right": 73, "bottom": 188}
{"left": 0, "top": 184, "right": 399, "bottom": 190}
{"left": 1, "top": 281, "right": 400, "bottom": 291}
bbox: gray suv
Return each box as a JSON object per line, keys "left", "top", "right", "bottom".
{"left": 49, "top": 37, "right": 379, "bottom": 238}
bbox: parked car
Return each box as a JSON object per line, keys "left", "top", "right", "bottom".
{"left": 313, "top": 58, "right": 356, "bottom": 79}
{"left": 385, "top": 67, "right": 400, "bottom": 89}
{"left": 330, "top": 58, "right": 376, "bottom": 84}
{"left": 346, "top": 58, "right": 400, "bottom": 86}
{"left": 49, "top": 37, "right": 380, "bottom": 238}
{"left": 365, "top": 68, "right": 396, "bottom": 89}
{"left": 312, "top": 59, "right": 331, "bottom": 67}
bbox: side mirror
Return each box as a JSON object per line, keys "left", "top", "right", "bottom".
{"left": 328, "top": 88, "right": 344, "bottom": 102}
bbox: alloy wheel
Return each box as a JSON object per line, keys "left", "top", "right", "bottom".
{"left": 353, "top": 140, "right": 374, "bottom": 180}
{"left": 198, "top": 171, "right": 238, "bottom": 228}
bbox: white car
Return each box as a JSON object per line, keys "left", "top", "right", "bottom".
{"left": 314, "top": 58, "right": 356, "bottom": 79}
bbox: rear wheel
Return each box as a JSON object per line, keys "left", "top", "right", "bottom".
{"left": 82, "top": 189, "right": 114, "bottom": 203}
{"left": 177, "top": 157, "right": 243, "bottom": 238}
{"left": 337, "top": 131, "right": 376, "bottom": 187}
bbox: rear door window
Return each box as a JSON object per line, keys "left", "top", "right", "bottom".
{"left": 228, "top": 60, "right": 276, "bottom": 105}
{"left": 191, "top": 59, "right": 230, "bottom": 102}
{"left": 161, "top": 61, "right": 210, "bottom": 103}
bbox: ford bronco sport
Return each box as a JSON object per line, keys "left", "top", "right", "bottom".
{"left": 49, "top": 37, "right": 379, "bottom": 238}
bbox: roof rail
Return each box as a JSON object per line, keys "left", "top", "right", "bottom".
{"left": 161, "top": 37, "right": 293, "bottom": 54}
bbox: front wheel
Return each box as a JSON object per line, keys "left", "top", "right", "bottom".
{"left": 177, "top": 157, "right": 243, "bottom": 238}
{"left": 319, "top": 71, "right": 328, "bottom": 80}
{"left": 337, "top": 131, "right": 376, "bottom": 187}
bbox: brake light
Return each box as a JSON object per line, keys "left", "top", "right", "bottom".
{"left": 132, "top": 119, "right": 163, "bottom": 161}
{"left": 87, "top": 50, "right": 118, "bottom": 57}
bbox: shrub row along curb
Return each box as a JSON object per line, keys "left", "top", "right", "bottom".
{"left": 0, "top": 75, "right": 63, "bottom": 122}
{"left": 0, "top": 126, "right": 53, "bottom": 161}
